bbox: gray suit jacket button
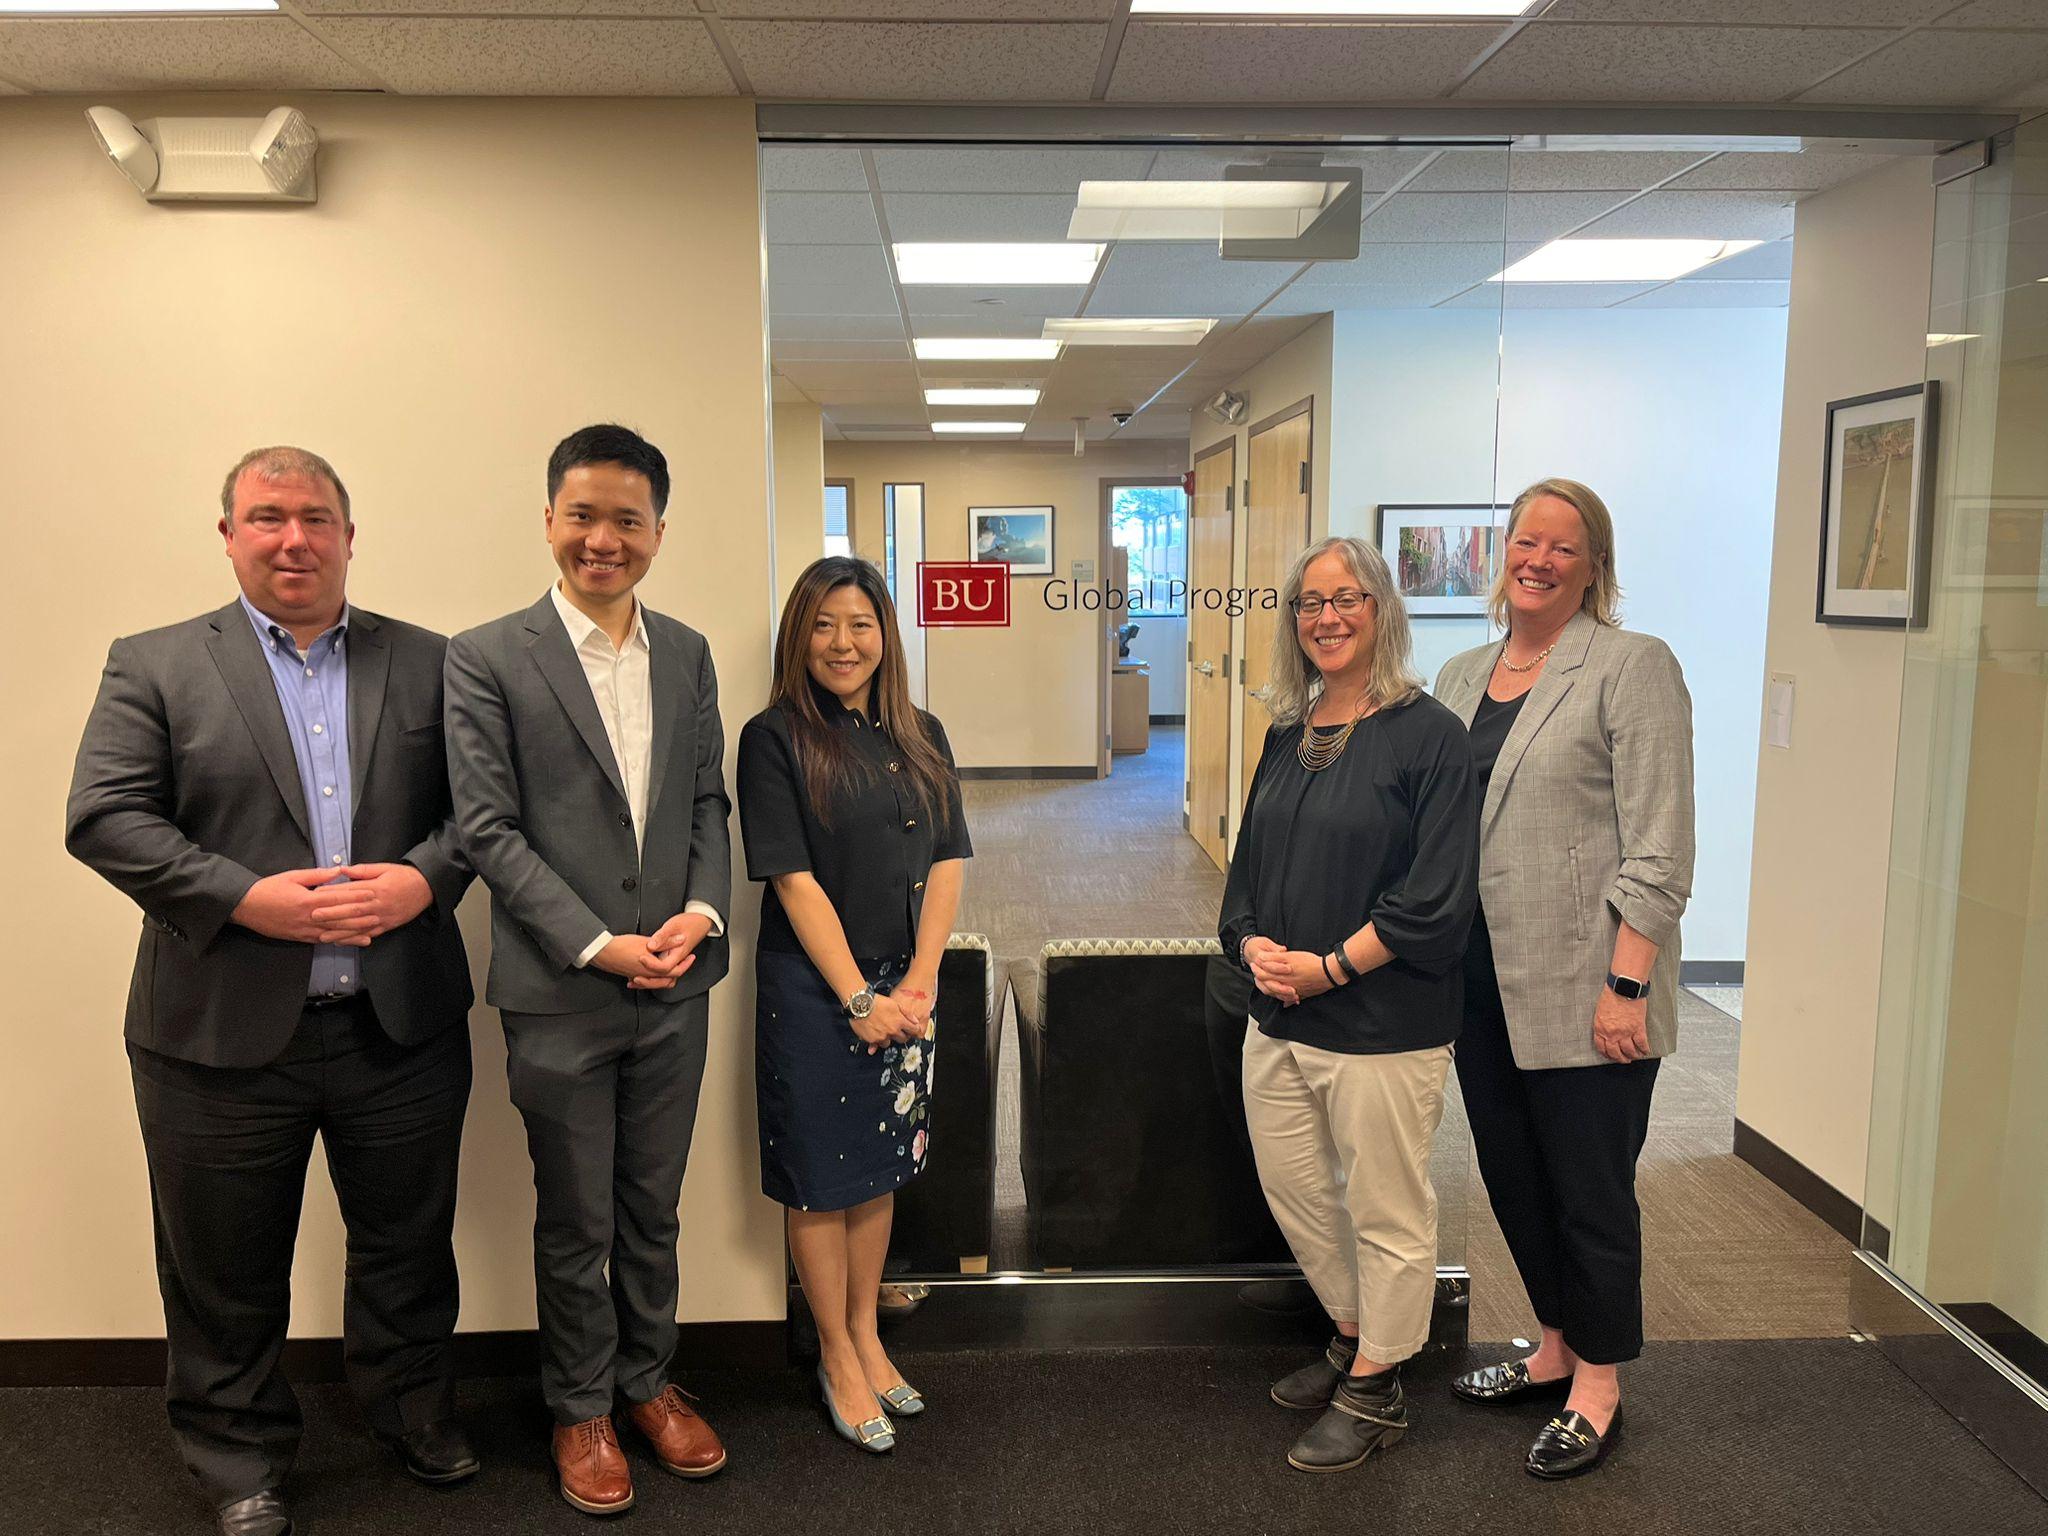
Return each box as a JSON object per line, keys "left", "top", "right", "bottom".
{"left": 622, "top": 876, "right": 638, "bottom": 891}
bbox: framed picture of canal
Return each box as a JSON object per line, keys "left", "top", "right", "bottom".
{"left": 1375, "top": 504, "right": 1506, "bottom": 618}
{"left": 1817, "top": 382, "right": 1938, "bottom": 628}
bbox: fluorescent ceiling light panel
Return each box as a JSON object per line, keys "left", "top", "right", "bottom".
{"left": 1042, "top": 317, "right": 1215, "bottom": 347}
{"left": 1070, "top": 178, "right": 1353, "bottom": 242}
{"left": 925, "top": 388, "right": 1042, "bottom": 407}
{"left": 4, "top": 0, "right": 277, "bottom": 8}
{"left": 1491, "top": 238, "right": 1761, "bottom": 284}
{"left": 1130, "top": 2, "right": 1537, "bottom": 15}
{"left": 933, "top": 421, "right": 1028, "bottom": 434}
{"left": 913, "top": 338, "right": 1063, "bottom": 362}
{"left": 893, "top": 243, "right": 1105, "bottom": 286}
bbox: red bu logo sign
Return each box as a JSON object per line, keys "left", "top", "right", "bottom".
{"left": 918, "top": 562, "right": 1010, "bottom": 628}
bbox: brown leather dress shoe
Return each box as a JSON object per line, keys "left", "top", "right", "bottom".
{"left": 626, "top": 1384, "right": 728, "bottom": 1478}
{"left": 551, "top": 1416, "right": 633, "bottom": 1516}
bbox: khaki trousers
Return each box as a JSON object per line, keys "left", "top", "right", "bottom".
{"left": 1242, "top": 1023, "right": 1451, "bottom": 1364}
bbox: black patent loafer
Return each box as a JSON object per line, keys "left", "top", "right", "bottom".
{"left": 377, "top": 1417, "right": 482, "bottom": 1485}
{"left": 1451, "top": 1358, "right": 1573, "bottom": 1405}
{"left": 1286, "top": 1368, "right": 1407, "bottom": 1473}
{"left": 1271, "top": 1335, "right": 1358, "bottom": 1410}
{"left": 1525, "top": 1407, "right": 1621, "bottom": 1479}
{"left": 218, "top": 1490, "right": 293, "bottom": 1536}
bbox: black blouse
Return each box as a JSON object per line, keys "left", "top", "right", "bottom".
{"left": 1218, "top": 692, "right": 1479, "bottom": 1054}
{"left": 737, "top": 686, "right": 972, "bottom": 961}
{"left": 1468, "top": 687, "right": 1528, "bottom": 799}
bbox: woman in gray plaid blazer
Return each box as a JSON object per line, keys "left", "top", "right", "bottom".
{"left": 1430, "top": 478, "right": 1695, "bottom": 1481}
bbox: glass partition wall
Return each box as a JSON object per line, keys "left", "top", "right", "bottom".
{"left": 1860, "top": 112, "right": 2048, "bottom": 1484}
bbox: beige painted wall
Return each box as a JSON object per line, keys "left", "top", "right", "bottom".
{"left": 824, "top": 439, "right": 1184, "bottom": 770}
{"left": 1188, "top": 315, "right": 1334, "bottom": 839}
{"left": 0, "top": 95, "right": 785, "bottom": 1337}
{"left": 1736, "top": 155, "right": 1935, "bottom": 1205}
{"left": 772, "top": 400, "right": 826, "bottom": 605}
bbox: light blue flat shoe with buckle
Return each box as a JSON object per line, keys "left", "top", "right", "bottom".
{"left": 875, "top": 1381, "right": 926, "bottom": 1418}
{"left": 818, "top": 1364, "right": 894, "bottom": 1453}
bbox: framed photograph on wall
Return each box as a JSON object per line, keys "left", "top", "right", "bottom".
{"left": 1374, "top": 504, "right": 1505, "bottom": 618}
{"left": 969, "top": 505, "right": 1054, "bottom": 577}
{"left": 1817, "top": 382, "right": 1938, "bottom": 628}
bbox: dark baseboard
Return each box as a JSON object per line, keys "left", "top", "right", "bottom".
{"left": 956, "top": 766, "right": 1097, "bottom": 781}
{"left": 1732, "top": 1118, "right": 1863, "bottom": 1244}
{"left": 1149, "top": 713, "right": 1185, "bottom": 725}
{"left": 1680, "top": 960, "right": 1744, "bottom": 984}
{"left": 0, "top": 1321, "right": 786, "bottom": 1389}
{"left": 1945, "top": 1303, "right": 2048, "bottom": 1391}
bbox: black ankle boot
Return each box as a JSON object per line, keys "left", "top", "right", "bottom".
{"left": 1286, "top": 1367, "right": 1407, "bottom": 1473}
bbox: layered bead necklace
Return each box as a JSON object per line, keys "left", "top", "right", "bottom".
{"left": 1297, "top": 691, "right": 1375, "bottom": 772}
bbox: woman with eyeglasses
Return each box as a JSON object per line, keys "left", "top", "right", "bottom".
{"left": 1219, "top": 535, "right": 1478, "bottom": 1476}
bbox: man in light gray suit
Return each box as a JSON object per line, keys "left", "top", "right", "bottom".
{"left": 444, "top": 424, "right": 731, "bottom": 1517}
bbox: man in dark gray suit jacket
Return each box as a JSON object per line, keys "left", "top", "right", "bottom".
{"left": 67, "top": 447, "right": 479, "bottom": 1536}
{"left": 444, "top": 424, "right": 731, "bottom": 1517}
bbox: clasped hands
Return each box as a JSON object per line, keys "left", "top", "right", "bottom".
{"left": 596, "top": 911, "right": 716, "bottom": 992}
{"left": 232, "top": 863, "right": 433, "bottom": 946}
{"left": 849, "top": 969, "right": 937, "bottom": 1054}
{"left": 1242, "top": 935, "right": 1342, "bottom": 1007}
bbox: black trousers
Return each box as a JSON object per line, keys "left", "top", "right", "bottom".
{"left": 501, "top": 990, "right": 708, "bottom": 1425}
{"left": 1456, "top": 921, "right": 1658, "bottom": 1365}
{"left": 128, "top": 997, "right": 471, "bottom": 1508}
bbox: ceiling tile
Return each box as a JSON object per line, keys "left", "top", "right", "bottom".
{"left": 1144, "top": 145, "right": 1431, "bottom": 190}
{"left": 1539, "top": 0, "right": 1945, "bottom": 20}
{"left": 777, "top": 361, "right": 921, "bottom": 391}
{"left": 771, "top": 339, "right": 912, "bottom": 363}
{"left": 825, "top": 405, "right": 934, "bottom": 426}
{"left": 1507, "top": 150, "right": 1713, "bottom": 192}
{"left": 1459, "top": 22, "right": 1894, "bottom": 101}
{"left": 1617, "top": 279, "right": 1791, "bottom": 307}
{"left": 1798, "top": 29, "right": 2048, "bottom": 105}
{"left": 762, "top": 145, "right": 870, "bottom": 193}
{"left": 1262, "top": 282, "right": 1470, "bottom": 313}
{"left": 1360, "top": 190, "right": 1626, "bottom": 244}
{"left": 721, "top": 0, "right": 1115, "bottom": 14}
{"left": 1448, "top": 281, "right": 1661, "bottom": 307}
{"left": 1665, "top": 149, "right": 1894, "bottom": 192}
{"left": 769, "top": 313, "right": 908, "bottom": 341}
{"left": 872, "top": 146, "right": 1153, "bottom": 192}
{"left": 903, "top": 284, "right": 1087, "bottom": 318}
{"left": 774, "top": 281, "right": 902, "bottom": 317}
{"left": 0, "top": 17, "right": 366, "bottom": 91}
{"left": 727, "top": 20, "right": 1104, "bottom": 100}
{"left": 1087, "top": 244, "right": 1296, "bottom": 315}
{"left": 315, "top": 17, "right": 733, "bottom": 93}
{"left": 901, "top": 312, "right": 1050, "bottom": 337}
{"left": 1580, "top": 188, "right": 1795, "bottom": 239}
{"left": 1107, "top": 22, "right": 1499, "bottom": 102}
{"left": 1403, "top": 150, "right": 1511, "bottom": 193}
{"left": 1929, "top": 0, "right": 2048, "bottom": 25}
{"left": 1686, "top": 237, "right": 1792, "bottom": 280}
{"left": 1301, "top": 240, "right": 1513, "bottom": 288}
{"left": 767, "top": 191, "right": 882, "bottom": 244}
{"left": 881, "top": 192, "right": 1079, "bottom": 241}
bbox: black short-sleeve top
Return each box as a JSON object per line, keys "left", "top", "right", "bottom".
{"left": 737, "top": 685, "right": 972, "bottom": 960}
{"left": 1217, "top": 692, "right": 1479, "bottom": 1055}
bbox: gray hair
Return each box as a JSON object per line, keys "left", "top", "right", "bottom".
{"left": 1263, "top": 535, "right": 1423, "bottom": 728}
{"left": 220, "top": 445, "right": 351, "bottom": 523}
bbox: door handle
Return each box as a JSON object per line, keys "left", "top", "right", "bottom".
{"left": 1248, "top": 685, "right": 1269, "bottom": 702}
{"left": 1195, "top": 660, "right": 1216, "bottom": 676}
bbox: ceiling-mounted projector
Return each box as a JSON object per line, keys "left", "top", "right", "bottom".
{"left": 85, "top": 106, "right": 319, "bottom": 204}
{"left": 1202, "top": 390, "right": 1248, "bottom": 426}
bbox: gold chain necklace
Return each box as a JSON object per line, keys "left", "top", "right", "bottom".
{"left": 1498, "top": 637, "right": 1558, "bottom": 675}
{"left": 1297, "top": 693, "right": 1374, "bottom": 772}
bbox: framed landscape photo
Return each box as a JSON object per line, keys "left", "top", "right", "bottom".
{"left": 1817, "top": 382, "right": 1938, "bottom": 628}
{"left": 968, "top": 505, "right": 1054, "bottom": 577}
{"left": 1375, "top": 504, "right": 1505, "bottom": 618}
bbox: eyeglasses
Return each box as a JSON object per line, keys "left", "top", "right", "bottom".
{"left": 1290, "top": 590, "right": 1371, "bottom": 619}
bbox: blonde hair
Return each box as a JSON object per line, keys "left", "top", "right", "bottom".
{"left": 1486, "top": 477, "right": 1620, "bottom": 628}
{"left": 1264, "top": 536, "right": 1423, "bottom": 728}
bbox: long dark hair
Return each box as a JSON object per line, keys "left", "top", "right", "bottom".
{"left": 769, "top": 557, "right": 954, "bottom": 832}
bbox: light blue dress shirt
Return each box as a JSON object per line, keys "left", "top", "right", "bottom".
{"left": 240, "top": 595, "right": 357, "bottom": 998}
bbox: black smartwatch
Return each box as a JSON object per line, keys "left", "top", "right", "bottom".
{"left": 1605, "top": 971, "right": 1649, "bottom": 1000}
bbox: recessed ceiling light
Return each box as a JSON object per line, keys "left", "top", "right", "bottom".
{"left": 913, "top": 338, "right": 1063, "bottom": 362}
{"left": 933, "top": 421, "right": 1028, "bottom": 434}
{"left": 1069, "top": 179, "right": 1351, "bottom": 241}
{"left": 1129, "top": 2, "right": 1538, "bottom": 15}
{"left": 2, "top": 0, "right": 277, "bottom": 9}
{"left": 1926, "top": 333, "right": 1980, "bottom": 345}
{"left": 1491, "top": 238, "right": 1762, "bottom": 284}
{"left": 925, "top": 387, "right": 1042, "bottom": 407}
{"left": 893, "top": 243, "right": 1106, "bottom": 286}
{"left": 1042, "top": 317, "right": 1216, "bottom": 346}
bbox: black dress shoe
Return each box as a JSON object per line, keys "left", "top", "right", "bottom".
{"left": 1525, "top": 1407, "right": 1621, "bottom": 1479}
{"left": 1450, "top": 1358, "right": 1573, "bottom": 1405}
{"left": 377, "top": 1418, "right": 481, "bottom": 1485}
{"left": 218, "top": 1490, "right": 292, "bottom": 1536}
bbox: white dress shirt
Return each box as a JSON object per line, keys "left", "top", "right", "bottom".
{"left": 549, "top": 584, "right": 724, "bottom": 968}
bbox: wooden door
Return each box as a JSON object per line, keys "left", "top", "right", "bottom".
{"left": 1187, "top": 441, "right": 1235, "bottom": 871}
{"left": 1243, "top": 405, "right": 1312, "bottom": 804}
